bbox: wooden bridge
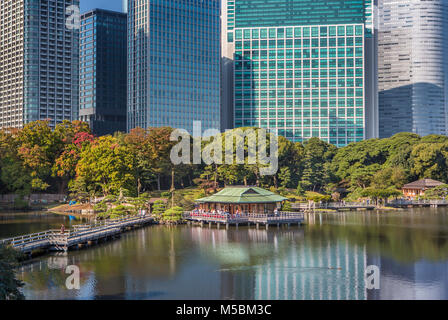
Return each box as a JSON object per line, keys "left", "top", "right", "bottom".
{"left": 387, "top": 199, "right": 448, "bottom": 208}
{"left": 0, "top": 215, "right": 154, "bottom": 255}
{"left": 186, "top": 212, "right": 304, "bottom": 230}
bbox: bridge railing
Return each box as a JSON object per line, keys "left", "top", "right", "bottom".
{"left": 246, "top": 212, "right": 304, "bottom": 222}
{"left": 292, "top": 202, "right": 376, "bottom": 209}
{"left": 186, "top": 211, "right": 304, "bottom": 222}
{"left": 68, "top": 215, "right": 151, "bottom": 237}
{"left": 0, "top": 230, "right": 61, "bottom": 249}
{"left": 389, "top": 199, "right": 448, "bottom": 205}
{"left": 0, "top": 215, "right": 154, "bottom": 249}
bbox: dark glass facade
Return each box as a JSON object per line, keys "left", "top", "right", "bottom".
{"left": 79, "top": 9, "right": 127, "bottom": 135}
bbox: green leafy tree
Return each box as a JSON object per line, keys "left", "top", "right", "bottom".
{"left": 73, "top": 136, "right": 136, "bottom": 197}
{"left": 278, "top": 167, "right": 292, "bottom": 188}
{"left": 16, "top": 121, "right": 61, "bottom": 193}
{"left": 123, "top": 128, "right": 156, "bottom": 196}
{"left": 299, "top": 138, "right": 337, "bottom": 192}
{"left": 52, "top": 121, "right": 94, "bottom": 193}
{"left": 349, "top": 164, "right": 381, "bottom": 189}
{"left": 372, "top": 167, "right": 407, "bottom": 189}
{"left": 360, "top": 187, "right": 401, "bottom": 204}
{"left": 410, "top": 142, "right": 448, "bottom": 182}
{"left": 0, "top": 245, "right": 24, "bottom": 300}
{"left": 423, "top": 185, "right": 448, "bottom": 199}
{"left": 147, "top": 127, "right": 177, "bottom": 191}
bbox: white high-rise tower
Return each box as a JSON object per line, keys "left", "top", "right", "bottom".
{"left": 0, "top": 0, "right": 80, "bottom": 129}
{"left": 122, "top": 0, "right": 128, "bottom": 13}
{"left": 378, "top": 0, "right": 448, "bottom": 138}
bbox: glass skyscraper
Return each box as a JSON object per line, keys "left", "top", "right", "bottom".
{"left": 0, "top": 0, "right": 79, "bottom": 129}
{"left": 378, "top": 0, "right": 448, "bottom": 138}
{"left": 79, "top": 9, "right": 127, "bottom": 136}
{"left": 222, "top": 0, "right": 378, "bottom": 147}
{"left": 127, "top": 0, "right": 221, "bottom": 134}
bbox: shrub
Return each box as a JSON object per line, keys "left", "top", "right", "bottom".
{"left": 107, "top": 205, "right": 133, "bottom": 219}
{"left": 93, "top": 202, "right": 107, "bottom": 212}
{"left": 96, "top": 211, "right": 110, "bottom": 219}
{"left": 281, "top": 201, "right": 292, "bottom": 211}
{"left": 162, "top": 206, "right": 184, "bottom": 222}
{"left": 13, "top": 197, "right": 29, "bottom": 210}
{"left": 152, "top": 200, "right": 166, "bottom": 215}
{"left": 104, "top": 195, "right": 117, "bottom": 202}
{"left": 306, "top": 191, "right": 331, "bottom": 203}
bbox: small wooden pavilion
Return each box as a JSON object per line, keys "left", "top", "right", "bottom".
{"left": 195, "top": 187, "right": 287, "bottom": 214}
{"left": 402, "top": 179, "right": 445, "bottom": 199}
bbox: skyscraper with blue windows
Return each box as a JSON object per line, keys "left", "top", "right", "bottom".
{"left": 79, "top": 9, "right": 127, "bottom": 135}
{"left": 127, "top": 0, "right": 221, "bottom": 134}
{"left": 222, "top": 0, "right": 378, "bottom": 147}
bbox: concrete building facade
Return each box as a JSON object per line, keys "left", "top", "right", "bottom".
{"left": 378, "top": 0, "right": 448, "bottom": 138}
{"left": 0, "top": 0, "right": 79, "bottom": 129}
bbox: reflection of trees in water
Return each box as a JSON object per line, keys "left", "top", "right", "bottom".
{"left": 188, "top": 226, "right": 307, "bottom": 300}
{"left": 189, "top": 226, "right": 305, "bottom": 268}
{"left": 17, "top": 211, "right": 448, "bottom": 299}
{"left": 76, "top": 227, "right": 190, "bottom": 279}
{"left": 19, "top": 253, "right": 82, "bottom": 291}
{"left": 0, "top": 212, "right": 89, "bottom": 239}
{"left": 305, "top": 210, "right": 448, "bottom": 263}
{"left": 19, "top": 227, "right": 193, "bottom": 298}
{"left": 190, "top": 226, "right": 370, "bottom": 300}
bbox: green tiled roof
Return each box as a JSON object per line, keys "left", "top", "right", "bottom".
{"left": 196, "top": 187, "right": 287, "bottom": 204}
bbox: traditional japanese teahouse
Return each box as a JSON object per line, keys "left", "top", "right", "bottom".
{"left": 402, "top": 179, "right": 445, "bottom": 199}
{"left": 195, "top": 187, "right": 287, "bottom": 214}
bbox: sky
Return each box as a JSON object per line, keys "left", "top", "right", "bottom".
{"left": 80, "top": 0, "right": 124, "bottom": 13}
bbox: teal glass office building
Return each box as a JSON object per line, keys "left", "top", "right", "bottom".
{"left": 127, "top": 0, "right": 221, "bottom": 133}
{"left": 222, "top": 0, "right": 378, "bottom": 146}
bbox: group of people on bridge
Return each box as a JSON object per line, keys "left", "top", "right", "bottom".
{"left": 191, "top": 208, "right": 242, "bottom": 219}
{"left": 191, "top": 207, "right": 280, "bottom": 219}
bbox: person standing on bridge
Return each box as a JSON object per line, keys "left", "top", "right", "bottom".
{"left": 60, "top": 224, "right": 65, "bottom": 234}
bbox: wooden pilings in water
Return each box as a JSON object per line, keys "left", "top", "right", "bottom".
{"left": 194, "top": 220, "right": 303, "bottom": 230}
{"left": 190, "top": 212, "right": 304, "bottom": 230}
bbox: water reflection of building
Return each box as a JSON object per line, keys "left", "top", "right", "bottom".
{"left": 253, "top": 240, "right": 368, "bottom": 300}
{"left": 367, "top": 256, "right": 448, "bottom": 300}
{"left": 220, "top": 271, "right": 256, "bottom": 300}
{"left": 190, "top": 227, "right": 369, "bottom": 300}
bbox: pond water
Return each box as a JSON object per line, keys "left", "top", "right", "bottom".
{"left": 2, "top": 209, "right": 448, "bottom": 300}
{"left": 0, "top": 211, "right": 87, "bottom": 239}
